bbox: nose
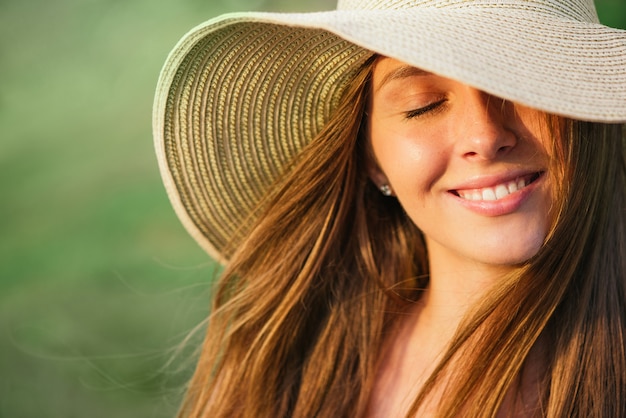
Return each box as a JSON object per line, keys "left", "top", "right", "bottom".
{"left": 456, "top": 89, "right": 517, "bottom": 161}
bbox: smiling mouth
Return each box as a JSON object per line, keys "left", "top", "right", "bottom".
{"left": 451, "top": 172, "right": 543, "bottom": 201}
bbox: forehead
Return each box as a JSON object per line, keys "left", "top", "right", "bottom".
{"left": 372, "top": 58, "right": 432, "bottom": 88}
{"left": 371, "top": 57, "right": 459, "bottom": 92}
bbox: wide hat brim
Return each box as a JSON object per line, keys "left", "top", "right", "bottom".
{"left": 154, "top": 6, "right": 626, "bottom": 262}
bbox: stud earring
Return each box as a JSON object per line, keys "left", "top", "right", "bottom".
{"left": 380, "top": 184, "right": 392, "bottom": 196}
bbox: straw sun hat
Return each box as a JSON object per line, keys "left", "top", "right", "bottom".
{"left": 153, "top": 0, "right": 626, "bottom": 263}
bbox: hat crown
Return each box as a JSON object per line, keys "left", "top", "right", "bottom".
{"left": 336, "top": 0, "right": 599, "bottom": 23}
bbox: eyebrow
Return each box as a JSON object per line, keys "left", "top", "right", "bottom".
{"left": 376, "top": 65, "right": 433, "bottom": 92}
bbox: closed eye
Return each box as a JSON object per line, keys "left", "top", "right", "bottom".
{"left": 405, "top": 99, "right": 447, "bottom": 119}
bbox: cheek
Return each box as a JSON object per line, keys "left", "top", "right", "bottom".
{"left": 370, "top": 127, "right": 447, "bottom": 195}
{"left": 515, "top": 107, "right": 557, "bottom": 156}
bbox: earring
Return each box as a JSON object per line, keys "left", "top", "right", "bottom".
{"left": 380, "top": 184, "right": 392, "bottom": 196}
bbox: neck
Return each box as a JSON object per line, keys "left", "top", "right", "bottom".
{"left": 366, "top": 241, "right": 540, "bottom": 417}
{"left": 421, "top": 244, "right": 512, "bottom": 335}
{"left": 366, "top": 242, "right": 528, "bottom": 417}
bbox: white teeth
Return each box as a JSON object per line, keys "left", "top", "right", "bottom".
{"left": 482, "top": 188, "right": 497, "bottom": 201}
{"left": 494, "top": 184, "right": 509, "bottom": 199}
{"left": 457, "top": 177, "right": 529, "bottom": 201}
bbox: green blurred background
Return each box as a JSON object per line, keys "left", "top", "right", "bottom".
{"left": 1, "top": 1, "right": 624, "bottom": 417}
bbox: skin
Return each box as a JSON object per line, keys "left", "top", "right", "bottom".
{"left": 365, "top": 57, "right": 555, "bottom": 417}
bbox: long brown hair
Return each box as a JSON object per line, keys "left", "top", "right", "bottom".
{"left": 177, "top": 55, "right": 626, "bottom": 417}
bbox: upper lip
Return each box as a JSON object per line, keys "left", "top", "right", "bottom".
{"left": 448, "top": 169, "right": 544, "bottom": 193}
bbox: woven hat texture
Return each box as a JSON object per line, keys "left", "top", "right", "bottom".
{"left": 153, "top": 0, "right": 626, "bottom": 262}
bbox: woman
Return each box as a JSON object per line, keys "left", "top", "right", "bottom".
{"left": 153, "top": 0, "right": 626, "bottom": 416}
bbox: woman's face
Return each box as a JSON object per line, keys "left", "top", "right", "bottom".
{"left": 367, "top": 57, "right": 555, "bottom": 270}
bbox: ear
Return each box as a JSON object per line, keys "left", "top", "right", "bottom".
{"left": 363, "top": 105, "right": 394, "bottom": 196}
{"left": 367, "top": 160, "right": 389, "bottom": 189}
{"left": 365, "top": 149, "right": 394, "bottom": 196}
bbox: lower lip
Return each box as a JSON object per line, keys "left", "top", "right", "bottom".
{"left": 449, "top": 175, "right": 544, "bottom": 217}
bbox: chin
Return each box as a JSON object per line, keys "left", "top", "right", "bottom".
{"left": 473, "top": 229, "right": 548, "bottom": 267}
{"left": 483, "top": 241, "right": 545, "bottom": 267}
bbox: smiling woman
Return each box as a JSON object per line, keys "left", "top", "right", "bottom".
{"left": 152, "top": 0, "right": 626, "bottom": 417}
{"left": 365, "top": 57, "right": 564, "bottom": 416}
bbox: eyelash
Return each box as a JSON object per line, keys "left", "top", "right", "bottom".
{"left": 405, "top": 99, "right": 447, "bottom": 119}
